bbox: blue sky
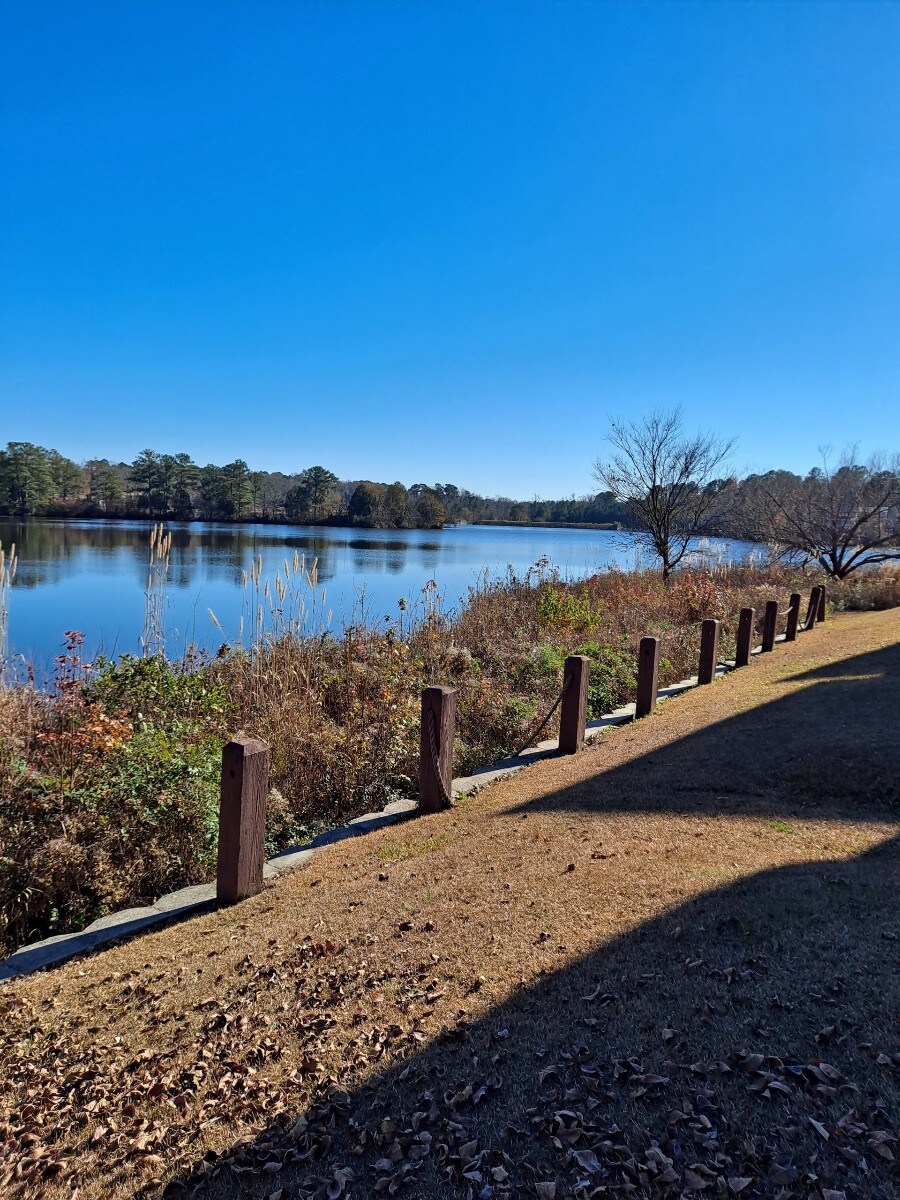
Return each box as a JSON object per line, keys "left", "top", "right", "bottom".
{"left": 1, "top": 2, "right": 899, "bottom": 498}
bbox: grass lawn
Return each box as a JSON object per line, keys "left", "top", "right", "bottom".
{"left": 1, "top": 609, "right": 898, "bottom": 1199}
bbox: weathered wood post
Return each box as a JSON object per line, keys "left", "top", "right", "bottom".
{"left": 817, "top": 584, "right": 826, "bottom": 622}
{"left": 735, "top": 607, "right": 755, "bottom": 667}
{"left": 785, "top": 592, "right": 801, "bottom": 641}
{"left": 804, "top": 586, "right": 821, "bottom": 630}
{"left": 762, "top": 599, "right": 779, "bottom": 652}
{"left": 698, "top": 619, "right": 720, "bottom": 685}
{"left": 217, "top": 736, "right": 270, "bottom": 904}
{"left": 419, "top": 686, "right": 456, "bottom": 812}
{"left": 558, "top": 655, "right": 590, "bottom": 754}
{"left": 635, "top": 636, "right": 661, "bottom": 718}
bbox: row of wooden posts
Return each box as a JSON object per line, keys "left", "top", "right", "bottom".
{"left": 216, "top": 585, "right": 827, "bottom": 906}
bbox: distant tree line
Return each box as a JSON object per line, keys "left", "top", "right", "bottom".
{"left": 4, "top": 434, "right": 897, "bottom": 576}
{"left": 0, "top": 442, "right": 628, "bottom": 530}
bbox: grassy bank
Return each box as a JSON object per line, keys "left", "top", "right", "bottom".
{"left": 1, "top": 561, "right": 898, "bottom": 955}
{"left": 1, "top": 608, "right": 898, "bottom": 1200}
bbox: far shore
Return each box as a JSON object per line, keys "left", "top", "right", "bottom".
{"left": 0, "top": 511, "right": 625, "bottom": 534}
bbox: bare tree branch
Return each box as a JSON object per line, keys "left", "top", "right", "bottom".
{"left": 593, "top": 408, "right": 735, "bottom": 579}
{"left": 740, "top": 449, "right": 900, "bottom": 578}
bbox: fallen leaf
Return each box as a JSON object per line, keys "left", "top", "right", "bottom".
{"left": 809, "top": 1117, "right": 830, "bottom": 1141}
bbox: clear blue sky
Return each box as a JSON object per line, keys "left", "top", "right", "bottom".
{"left": 1, "top": 2, "right": 898, "bottom": 498}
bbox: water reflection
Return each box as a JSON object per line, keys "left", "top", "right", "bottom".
{"left": 0, "top": 519, "right": 757, "bottom": 670}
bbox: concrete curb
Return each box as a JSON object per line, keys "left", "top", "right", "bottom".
{"left": 0, "top": 798, "right": 418, "bottom": 982}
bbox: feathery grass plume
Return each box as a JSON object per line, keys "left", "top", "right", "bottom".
{"left": 141, "top": 523, "right": 172, "bottom": 658}
{"left": 0, "top": 542, "right": 17, "bottom": 676}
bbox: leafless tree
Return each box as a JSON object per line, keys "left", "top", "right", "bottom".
{"left": 593, "top": 409, "right": 735, "bottom": 579}
{"left": 725, "top": 469, "right": 807, "bottom": 565}
{"left": 752, "top": 448, "right": 900, "bottom": 578}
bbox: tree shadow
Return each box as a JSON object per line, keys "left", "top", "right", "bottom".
{"left": 166, "top": 642, "right": 900, "bottom": 1199}
{"left": 503, "top": 639, "right": 900, "bottom": 824}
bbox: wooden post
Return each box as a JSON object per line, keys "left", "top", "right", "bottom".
{"left": 419, "top": 686, "right": 456, "bottom": 812}
{"left": 762, "top": 599, "right": 778, "bottom": 652}
{"left": 785, "top": 592, "right": 801, "bottom": 641}
{"left": 735, "top": 606, "right": 755, "bottom": 667}
{"left": 803, "top": 586, "right": 820, "bottom": 631}
{"left": 635, "top": 636, "right": 661, "bottom": 718}
{"left": 217, "top": 736, "right": 269, "bottom": 904}
{"left": 698, "top": 619, "right": 720, "bottom": 685}
{"left": 558, "top": 655, "right": 590, "bottom": 754}
{"left": 817, "top": 584, "right": 826, "bottom": 622}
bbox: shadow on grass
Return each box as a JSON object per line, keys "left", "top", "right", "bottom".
{"left": 503, "top": 639, "right": 900, "bottom": 823}
{"left": 167, "top": 642, "right": 900, "bottom": 1199}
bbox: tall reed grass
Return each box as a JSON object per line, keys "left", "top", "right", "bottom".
{"left": 0, "top": 541, "right": 17, "bottom": 676}
{"left": 141, "top": 523, "right": 171, "bottom": 657}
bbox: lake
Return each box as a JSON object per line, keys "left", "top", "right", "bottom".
{"left": 0, "top": 519, "right": 757, "bottom": 671}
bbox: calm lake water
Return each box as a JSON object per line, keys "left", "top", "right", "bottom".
{"left": 0, "top": 519, "right": 757, "bottom": 672}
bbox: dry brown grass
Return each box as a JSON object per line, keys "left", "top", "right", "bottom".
{"left": 1, "top": 610, "right": 898, "bottom": 1199}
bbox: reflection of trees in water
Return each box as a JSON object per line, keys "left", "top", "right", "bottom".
{"left": 346, "top": 537, "right": 431, "bottom": 554}
{"left": 0, "top": 520, "right": 76, "bottom": 588}
{"left": 166, "top": 528, "right": 340, "bottom": 588}
{"left": 0, "top": 520, "right": 346, "bottom": 591}
{"left": 0, "top": 521, "right": 469, "bottom": 593}
{"left": 352, "top": 550, "right": 379, "bottom": 573}
{"left": 1, "top": 520, "right": 156, "bottom": 587}
{"left": 346, "top": 537, "right": 445, "bottom": 577}
{"left": 415, "top": 543, "right": 441, "bottom": 575}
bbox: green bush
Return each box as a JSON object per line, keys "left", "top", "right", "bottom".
{"left": 0, "top": 654, "right": 228, "bottom": 950}
{"left": 574, "top": 640, "right": 638, "bottom": 718}
{"left": 90, "top": 653, "right": 229, "bottom": 725}
{"left": 524, "top": 642, "right": 567, "bottom": 684}
{"left": 536, "top": 583, "right": 596, "bottom": 632}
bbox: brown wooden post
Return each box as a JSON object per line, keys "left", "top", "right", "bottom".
{"left": 803, "top": 586, "right": 820, "bottom": 630}
{"left": 419, "top": 686, "right": 456, "bottom": 812}
{"left": 698, "top": 619, "right": 720, "bottom": 685}
{"left": 735, "top": 606, "right": 755, "bottom": 667}
{"left": 217, "top": 736, "right": 269, "bottom": 904}
{"left": 762, "top": 599, "right": 778, "bottom": 652}
{"left": 785, "top": 592, "right": 801, "bottom": 641}
{"left": 635, "top": 636, "right": 661, "bottom": 718}
{"left": 817, "top": 584, "right": 826, "bottom": 622}
{"left": 558, "top": 654, "right": 590, "bottom": 754}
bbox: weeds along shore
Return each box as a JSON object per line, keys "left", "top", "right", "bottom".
{"left": 1, "top": 553, "right": 898, "bottom": 955}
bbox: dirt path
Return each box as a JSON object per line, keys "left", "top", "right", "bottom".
{"left": 2, "top": 609, "right": 899, "bottom": 1199}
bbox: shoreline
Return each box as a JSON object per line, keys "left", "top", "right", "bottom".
{"left": 1, "top": 512, "right": 625, "bottom": 534}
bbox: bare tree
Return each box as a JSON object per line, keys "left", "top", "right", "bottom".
{"left": 593, "top": 409, "right": 735, "bottom": 579}
{"left": 753, "top": 448, "right": 900, "bottom": 578}
{"left": 725, "top": 469, "right": 807, "bottom": 566}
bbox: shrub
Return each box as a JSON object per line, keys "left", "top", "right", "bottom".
{"left": 0, "top": 649, "right": 226, "bottom": 950}
{"left": 574, "top": 640, "right": 638, "bottom": 718}
{"left": 536, "top": 582, "right": 596, "bottom": 632}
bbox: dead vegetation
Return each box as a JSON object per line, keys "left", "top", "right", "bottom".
{"left": 0, "top": 609, "right": 898, "bottom": 1199}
